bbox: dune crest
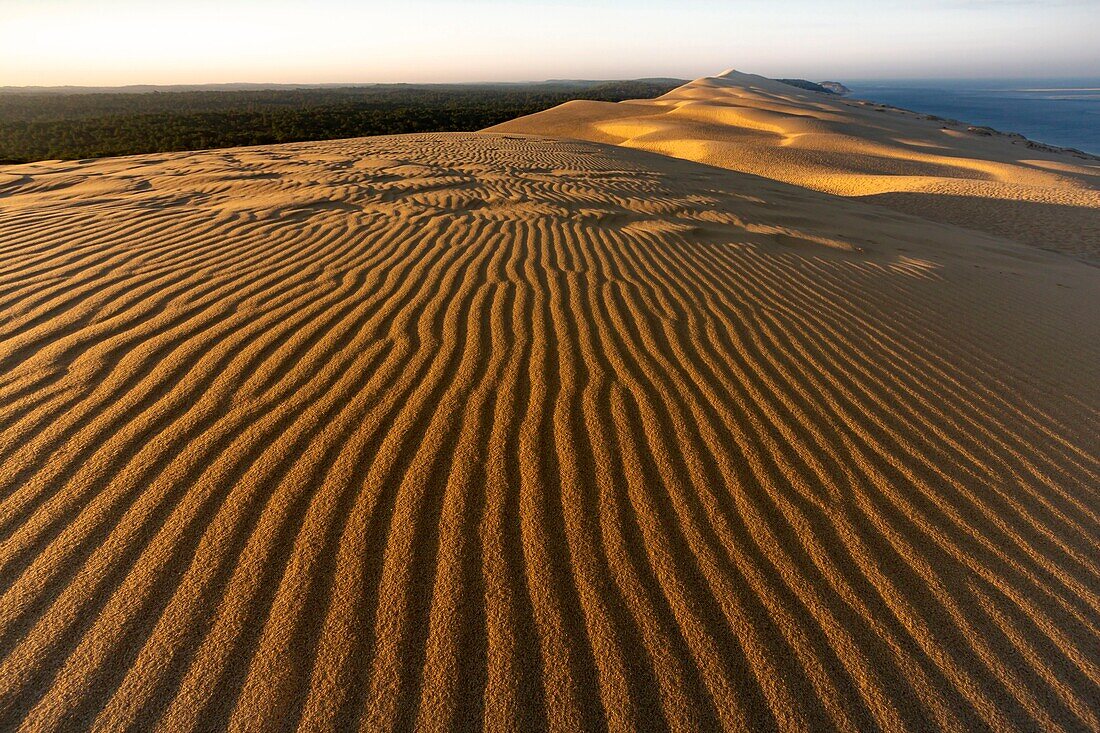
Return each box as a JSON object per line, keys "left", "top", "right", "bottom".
{"left": 490, "top": 71, "right": 1100, "bottom": 260}
{"left": 0, "top": 133, "right": 1097, "bottom": 730}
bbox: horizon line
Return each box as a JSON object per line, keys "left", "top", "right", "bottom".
{"left": 5, "top": 72, "right": 1100, "bottom": 92}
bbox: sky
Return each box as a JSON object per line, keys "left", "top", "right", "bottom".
{"left": 2, "top": 0, "right": 1098, "bottom": 87}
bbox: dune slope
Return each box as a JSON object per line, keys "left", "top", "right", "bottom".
{"left": 0, "top": 133, "right": 1098, "bottom": 731}
{"left": 489, "top": 70, "right": 1100, "bottom": 261}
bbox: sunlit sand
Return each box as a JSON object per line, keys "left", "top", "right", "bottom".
{"left": 0, "top": 103, "right": 1097, "bottom": 728}
{"left": 491, "top": 69, "right": 1100, "bottom": 261}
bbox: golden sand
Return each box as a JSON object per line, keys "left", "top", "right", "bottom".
{"left": 489, "top": 70, "right": 1100, "bottom": 262}
{"left": 0, "top": 133, "right": 1097, "bottom": 730}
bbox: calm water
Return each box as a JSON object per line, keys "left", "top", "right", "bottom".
{"left": 846, "top": 79, "right": 1100, "bottom": 155}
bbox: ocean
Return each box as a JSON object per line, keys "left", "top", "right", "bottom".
{"left": 846, "top": 79, "right": 1100, "bottom": 155}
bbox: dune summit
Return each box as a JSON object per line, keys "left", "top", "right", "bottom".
{"left": 0, "top": 123, "right": 1098, "bottom": 731}
{"left": 490, "top": 69, "right": 1100, "bottom": 261}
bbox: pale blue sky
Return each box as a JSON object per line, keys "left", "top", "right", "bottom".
{"left": 2, "top": 0, "right": 1097, "bottom": 86}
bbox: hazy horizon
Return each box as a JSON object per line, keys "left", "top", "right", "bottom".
{"left": 5, "top": 76, "right": 1100, "bottom": 93}
{"left": 3, "top": 0, "right": 1098, "bottom": 88}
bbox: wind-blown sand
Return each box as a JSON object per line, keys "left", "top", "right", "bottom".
{"left": 490, "top": 70, "right": 1100, "bottom": 261}
{"left": 0, "top": 132, "right": 1098, "bottom": 731}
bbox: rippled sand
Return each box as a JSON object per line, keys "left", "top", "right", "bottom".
{"left": 0, "top": 133, "right": 1097, "bottom": 731}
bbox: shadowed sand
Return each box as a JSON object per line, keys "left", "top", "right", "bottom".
{"left": 0, "top": 132, "right": 1098, "bottom": 731}
{"left": 489, "top": 70, "right": 1100, "bottom": 262}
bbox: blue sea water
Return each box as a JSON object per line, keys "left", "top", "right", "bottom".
{"left": 845, "top": 79, "right": 1100, "bottom": 155}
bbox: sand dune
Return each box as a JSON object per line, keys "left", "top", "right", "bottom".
{"left": 0, "top": 132, "right": 1098, "bottom": 731}
{"left": 489, "top": 70, "right": 1100, "bottom": 260}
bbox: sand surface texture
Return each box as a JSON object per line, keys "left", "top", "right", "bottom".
{"left": 0, "top": 133, "right": 1098, "bottom": 731}
{"left": 490, "top": 70, "right": 1100, "bottom": 261}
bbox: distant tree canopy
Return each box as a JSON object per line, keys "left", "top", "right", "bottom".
{"left": 775, "top": 79, "right": 834, "bottom": 95}
{"left": 0, "top": 81, "right": 680, "bottom": 163}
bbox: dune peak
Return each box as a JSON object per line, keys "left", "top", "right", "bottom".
{"left": 491, "top": 68, "right": 1100, "bottom": 260}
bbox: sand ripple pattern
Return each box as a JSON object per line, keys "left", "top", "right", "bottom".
{"left": 0, "top": 133, "right": 1098, "bottom": 732}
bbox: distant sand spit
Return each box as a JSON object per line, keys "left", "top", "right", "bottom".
{"left": 489, "top": 70, "right": 1100, "bottom": 261}
{"left": 0, "top": 134, "right": 1098, "bottom": 731}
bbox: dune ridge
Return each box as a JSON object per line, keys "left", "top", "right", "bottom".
{"left": 0, "top": 133, "right": 1098, "bottom": 730}
{"left": 489, "top": 70, "right": 1100, "bottom": 261}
